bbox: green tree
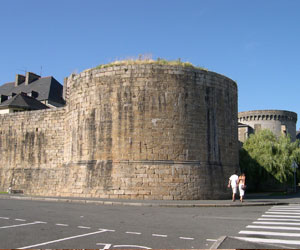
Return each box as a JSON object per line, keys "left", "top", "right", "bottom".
{"left": 240, "top": 129, "right": 300, "bottom": 191}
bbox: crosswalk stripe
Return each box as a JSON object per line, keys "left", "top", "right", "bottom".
{"left": 266, "top": 212, "right": 300, "bottom": 215}
{"left": 269, "top": 209, "right": 300, "bottom": 212}
{"left": 271, "top": 208, "right": 300, "bottom": 210}
{"left": 273, "top": 204, "right": 300, "bottom": 207}
{"left": 234, "top": 237, "right": 300, "bottom": 245}
{"left": 262, "top": 215, "right": 300, "bottom": 218}
{"left": 234, "top": 205, "right": 300, "bottom": 247}
{"left": 258, "top": 218, "right": 300, "bottom": 221}
{"left": 247, "top": 225, "right": 300, "bottom": 231}
{"left": 239, "top": 230, "right": 300, "bottom": 237}
{"left": 254, "top": 221, "right": 300, "bottom": 226}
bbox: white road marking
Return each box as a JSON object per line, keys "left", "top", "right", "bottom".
{"left": 262, "top": 215, "right": 300, "bottom": 218}
{"left": 113, "top": 245, "right": 151, "bottom": 249}
{"left": 15, "top": 219, "right": 26, "bottom": 222}
{"left": 266, "top": 211, "right": 300, "bottom": 215}
{"left": 206, "top": 239, "right": 217, "bottom": 242}
{"left": 258, "top": 218, "right": 300, "bottom": 221}
{"left": 152, "top": 234, "right": 168, "bottom": 237}
{"left": 235, "top": 236, "right": 300, "bottom": 246}
{"left": 254, "top": 221, "right": 300, "bottom": 226}
{"left": 234, "top": 205, "right": 300, "bottom": 247}
{"left": 269, "top": 209, "right": 300, "bottom": 212}
{"left": 179, "top": 237, "right": 194, "bottom": 240}
{"left": 247, "top": 225, "right": 300, "bottom": 231}
{"left": 0, "top": 217, "right": 9, "bottom": 220}
{"left": 98, "top": 228, "right": 115, "bottom": 232}
{"left": 271, "top": 207, "right": 300, "bottom": 209}
{"left": 96, "top": 243, "right": 112, "bottom": 249}
{"left": 0, "top": 221, "right": 45, "bottom": 229}
{"left": 19, "top": 230, "right": 108, "bottom": 249}
{"left": 239, "top": 230, "right": 300, "bottom": 237}
{"left": 55, "top": 223, "right": 69, "bottom": 227}
{"left": 77, "top": 226, "right": 91, "bottom": 229}
{"left": 273, "top": 204, "right": 300, "bottom": 207}
{"left": 126, "top": 231, "right": 142, "bottom": 235}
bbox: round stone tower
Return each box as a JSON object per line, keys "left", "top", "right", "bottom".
{"left": 238, "top": 110, "right": 297, "bottom": 141}
{"left": 64, "top": 62, "right": 238, "bottom": 199}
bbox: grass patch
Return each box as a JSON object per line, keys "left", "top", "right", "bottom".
{"left": 94, "top": 55, "right": 208, "bottom": 71}
{"left": 0, "top": 191, "right": 8, "bottom": 194}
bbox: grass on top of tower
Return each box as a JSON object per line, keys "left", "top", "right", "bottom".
{"left": 94, "top": 56, "right": 208, "bottom": 71}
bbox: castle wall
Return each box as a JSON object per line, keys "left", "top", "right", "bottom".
{"left": 0, "top": 108, "right": 65, "bottom": 193}
{"left": 0, "top": 64, "right": 239, "bottom": 200}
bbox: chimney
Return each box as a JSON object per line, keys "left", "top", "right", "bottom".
{"left": 25, "top": 72, "right": 40, "bottom": 85}
{"left": 0, "top": 95, "right": 8, "bottom": 103}
{"left": 63, "top": 77, "right": 68, "bottom": 101}
{"left": 15, "top": 74, "right": 25, "bottom": 87}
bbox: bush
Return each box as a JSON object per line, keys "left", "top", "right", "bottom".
{"left": 240, "top": 129, "right": 300, "bottom": 191}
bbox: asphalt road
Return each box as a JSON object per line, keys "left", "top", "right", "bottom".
{"left": 0, "top": 199, "right": 272, "bottom": 249}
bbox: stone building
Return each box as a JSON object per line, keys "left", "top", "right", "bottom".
{"left": 238, "top": 110, "right": 298, "bottom": 142}
{"left": 0, "top": 62, "right": 239, "bottom": 200}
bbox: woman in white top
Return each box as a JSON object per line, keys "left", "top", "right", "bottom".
{"left": 238, "top": 173, "right": 246, "bottom": 202}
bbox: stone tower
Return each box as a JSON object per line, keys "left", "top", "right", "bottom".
{"left": 238, "top": 110, "right": 298, "bottom": 142}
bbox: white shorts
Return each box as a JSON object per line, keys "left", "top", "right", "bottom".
{"left": 239, "top": 184, "right": 245, "bottom": 196}
{"left": 232, "top": 186, "right": 237, "bottom": 194}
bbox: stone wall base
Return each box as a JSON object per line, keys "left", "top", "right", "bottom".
{"left": 0, "top": 160, "right": 232, "bottom": 200}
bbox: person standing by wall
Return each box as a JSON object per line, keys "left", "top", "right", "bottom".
{"left": 228, "top": 171, "right": 239, "bottom": 201}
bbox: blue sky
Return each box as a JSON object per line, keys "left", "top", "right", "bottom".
{"left": 1, "top": 0, "right": 299, "bottom": 128}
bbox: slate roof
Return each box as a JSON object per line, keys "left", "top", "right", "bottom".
{"left": 0, "top": 76, "right": 65, "bottom": 105}
{"left": 0, "top": 93, "right": 49, "bottom": 110}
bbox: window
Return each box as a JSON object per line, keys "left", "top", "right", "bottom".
{"left": 281, "top": 125, "right": 287, "bottom": 136}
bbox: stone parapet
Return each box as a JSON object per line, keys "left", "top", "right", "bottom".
{"left": 238, "top": 110, "right": 297, "bottom": 123}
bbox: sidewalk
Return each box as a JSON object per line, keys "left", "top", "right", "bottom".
{"left": 0, "top": 191, "right": 299, "bottom": 207}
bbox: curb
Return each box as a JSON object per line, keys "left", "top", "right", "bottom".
{"left": 0, "top": 195, "right": 290, "bottom": 207}
{"left": 218, "top": 236, "right": 292, "bottom": 249}
{"left": 210, "top": 235, "right": 227, "bottom": 249}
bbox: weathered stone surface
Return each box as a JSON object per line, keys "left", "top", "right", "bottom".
{"left": 0, "top": 64, "right": 238, "bottom": 199}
